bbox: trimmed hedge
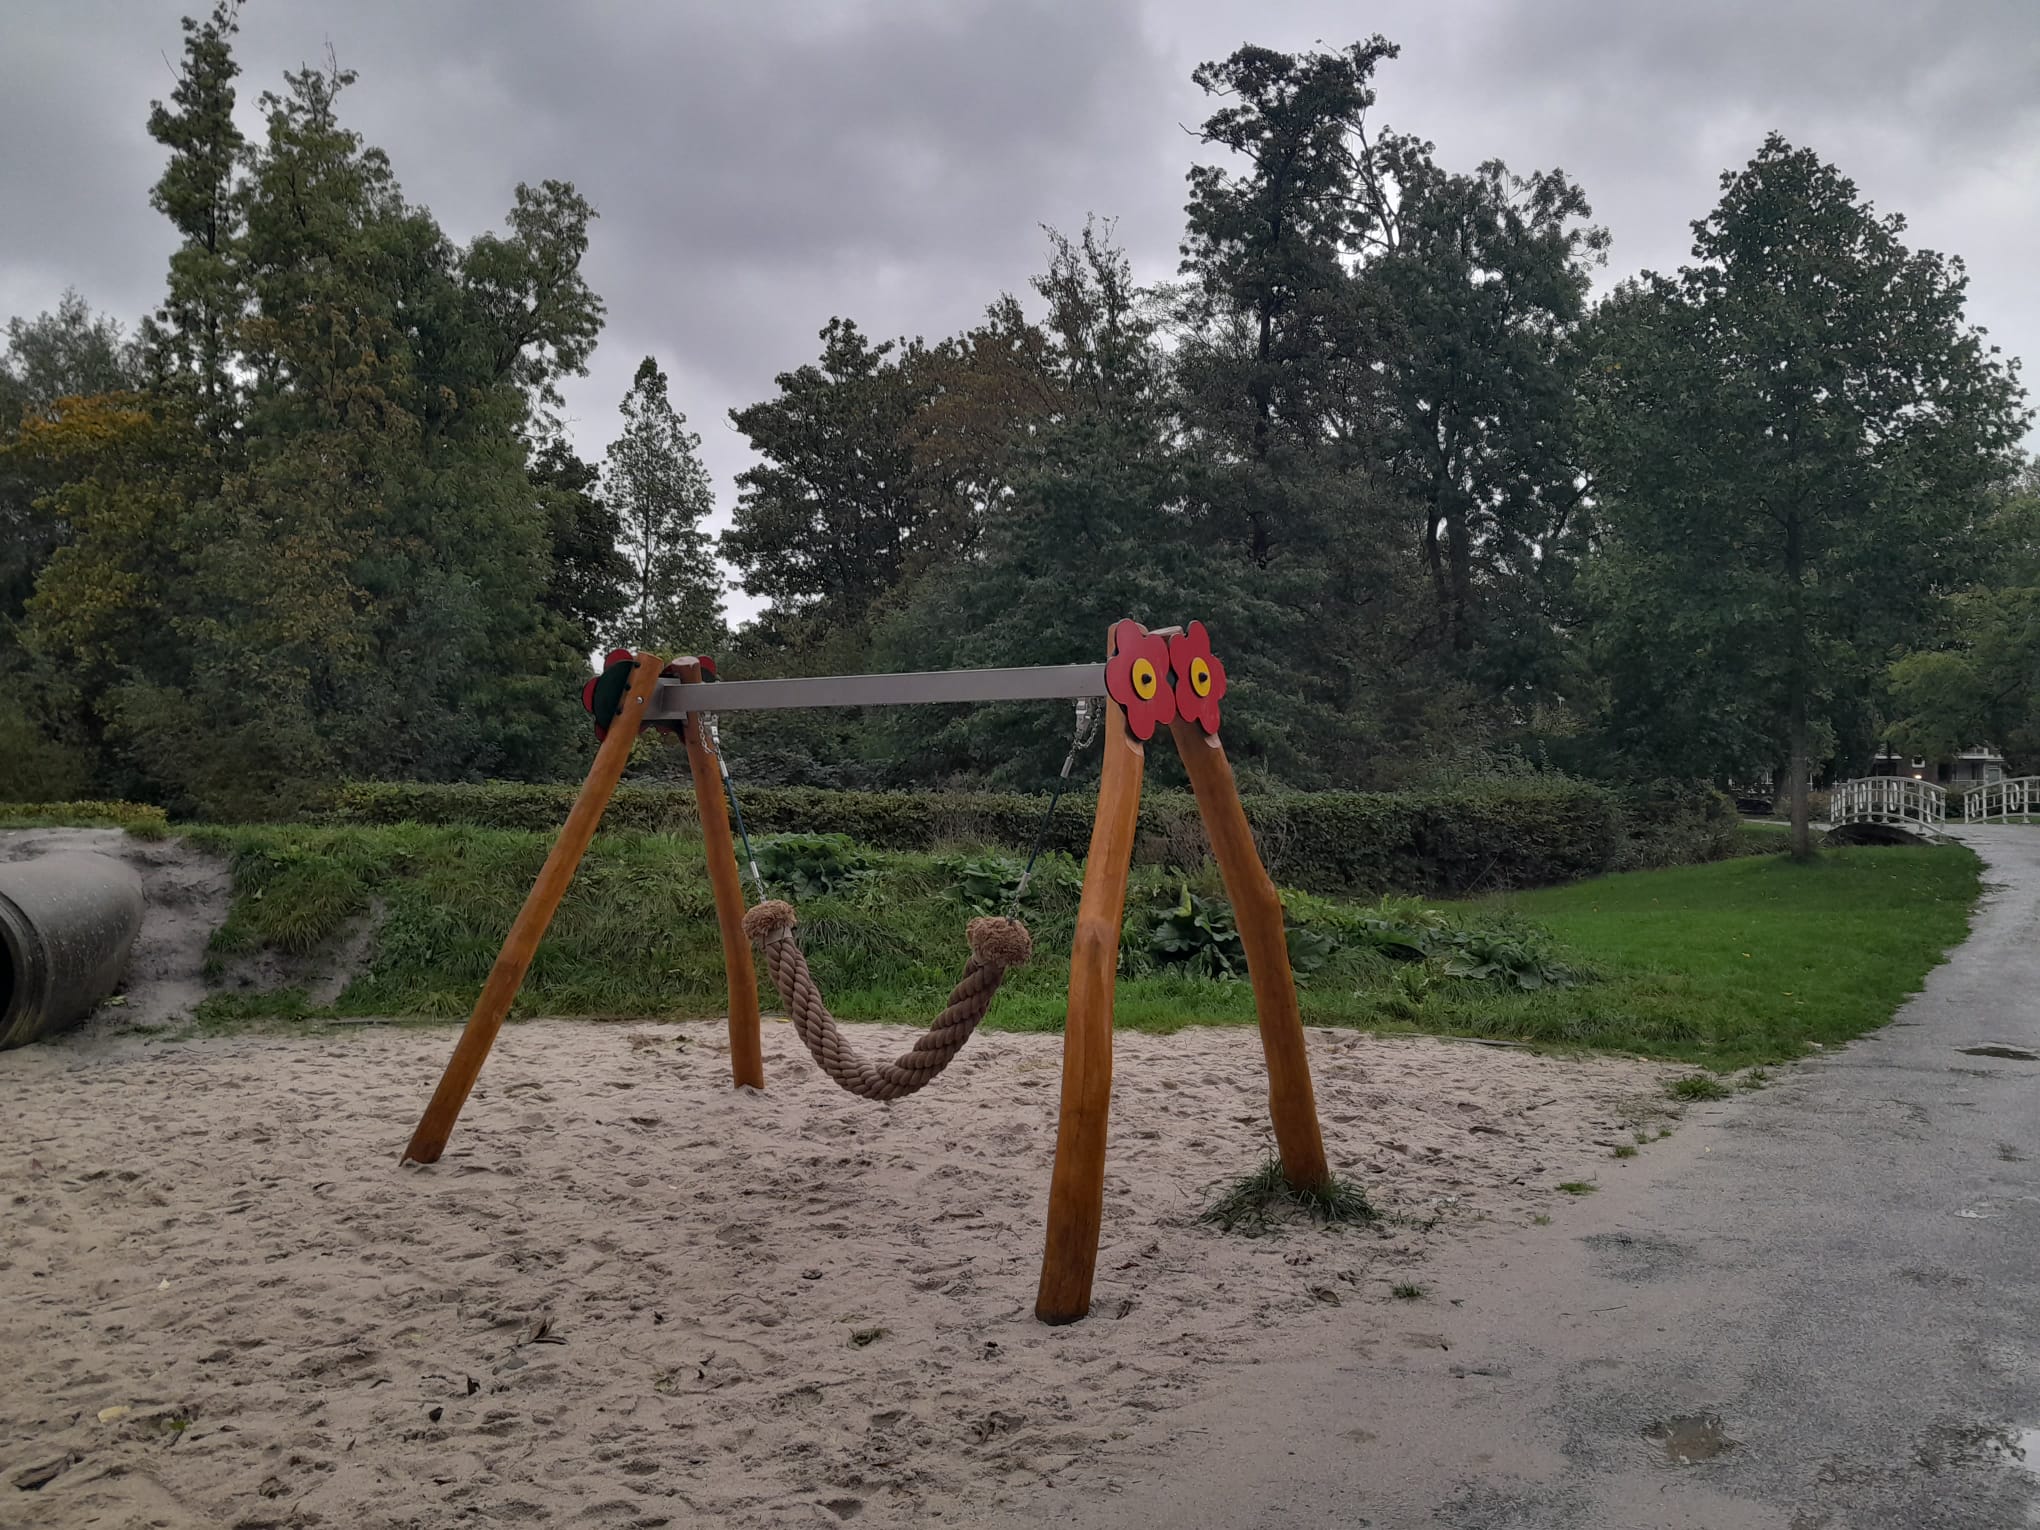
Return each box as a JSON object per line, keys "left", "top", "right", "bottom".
{"left": 329, "top": 777, "right": 1638, "bottom": 896}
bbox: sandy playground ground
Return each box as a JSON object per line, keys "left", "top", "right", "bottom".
{"left": 1, "top": 1007, "right": 1677, "bottom": 1529}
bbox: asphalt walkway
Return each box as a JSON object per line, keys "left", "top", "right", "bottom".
{"left": 1005, "top": 826, "right": 2040, "bottom": 1528}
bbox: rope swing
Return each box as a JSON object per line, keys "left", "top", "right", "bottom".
{"left": 743, "top": 900, "right": 1031, "bottom": 1100}
{"left": 724, "top": 698, "right": 1098, "bottom": 1102}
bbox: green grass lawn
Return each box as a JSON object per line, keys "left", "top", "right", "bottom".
{"left": 167, "top": 822, "right": 1977, "bottom": 1068}
{"left": 1421, "top": 845, "right": 1979, "bottom": 1065}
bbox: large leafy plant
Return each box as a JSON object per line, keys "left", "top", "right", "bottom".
{"left": 1145, "top": 884, "right": 1246, "bottom": 979}
{"left": 753, "top": 833, "right": 874, "bottom": 899}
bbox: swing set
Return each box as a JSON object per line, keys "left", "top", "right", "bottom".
{"left": 401, "top": 618, "right": 1333, "bottom": 1325}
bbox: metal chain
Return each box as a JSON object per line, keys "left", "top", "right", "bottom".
{"left": 1007, "top": 697, "right": 1102, "bottom": 918}
{"left": 698, "top": 712, "right": 767, "bottom": 899}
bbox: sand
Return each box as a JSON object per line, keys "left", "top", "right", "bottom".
{"left": 1, "top": 1012, "right": 1677, "bottom": 1528}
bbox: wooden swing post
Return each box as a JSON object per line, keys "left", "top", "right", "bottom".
{"left": 402, "top": 651, "right": 664, "bottom": 1165}
{"left": 1035, "top": 624, "right": 1146, "bottom": 1325}
{"left": 677, "top": 657, "right": 766, "bottom": 1090}
{"left": 1168, "top": 719, "right": 1330, "bottom": 1190}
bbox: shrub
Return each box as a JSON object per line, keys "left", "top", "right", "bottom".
{"left": 1142, "top": 884, "right": 1246, "bottom": 979}
{"left": 328, "top": 776, "right": 1654, "bottom": 895}
{"left": 1611, "top": 779, "right": 1741, "bottom": 870}
{"left": 1432, "top": 926, "right": 1583, "bottom": 992}
{"left": 0, "top": 711, "right": 93, "bottom": 803}
{"left": 752, "top": 833, "right": 872, "bottom": 899}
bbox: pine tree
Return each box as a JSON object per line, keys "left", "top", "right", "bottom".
{"left": 141, "top": 2, "right": 246, "bottom": 445}
{"left": 605, "top": 357, "right": 723, "bottom": 653}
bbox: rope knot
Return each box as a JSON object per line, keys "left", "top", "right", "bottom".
{"left": 965, "top": 915, "right": 1032, "bottom": 971}
{"left": 742, "top": 899, "right": 799, "bottom": 946}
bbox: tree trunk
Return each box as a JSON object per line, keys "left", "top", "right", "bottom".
{"left": 1785, "top": 509, "right": 1814, "bottom": 861}
{"left": 1444, "top": 494, "right": 1474, "bottom": 653}
{"left": 1788, "top": 672, "right": 1812, "bottom": 861}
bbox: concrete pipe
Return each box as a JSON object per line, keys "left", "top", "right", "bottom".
{"left": 0, "top": 852, "right": 145, "bottom": 1050}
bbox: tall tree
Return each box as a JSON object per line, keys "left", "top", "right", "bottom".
{"left": 1353, "top": 136, "right": 1606, "bottom": 670}
{"left": 1585, "top": 135, "right": 2028, "bottom": 857}
{"left": 723, "top": 319, "right": 938, "bottom": 637}
{"left": 140, "top": 1, "right": 245, "bottom": 444}
{"left": 604, "top": 357, "right": 722, "bottom": 652}
{"left": 1, "top": 293, "right": 141, "bottom": 419}
{"left": 1886, "top": 463, "right": 2040, "bottom": 769}
{"left": 530, "top": 438, "right": 629, "bottom": 655}
{"left": 0, "top": 294, "right": 144, "bottom": 627}
{"left": 23, "top": 21, "right": 607, "bottom": 811}
{"left": 1179, "top": 38, "right": 1398, "bottom": 566}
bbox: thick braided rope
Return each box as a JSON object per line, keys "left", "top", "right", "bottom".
{"left": 741, "top": 899, "right": 1030, "bottom": 1101}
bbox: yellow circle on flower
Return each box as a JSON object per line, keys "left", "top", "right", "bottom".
{"left": 1132, "top": 657, "right": 1158, "bottom": 700}
{"left": 1189, "top": 656, "right": 1212, "bottom": 697}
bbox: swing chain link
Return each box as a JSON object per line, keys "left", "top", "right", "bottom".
{"left": 1008, "top": 697, "right": 1103, "bottom": 917}
{"left": 698, "top": 709, "right": 768, "bottom": 899}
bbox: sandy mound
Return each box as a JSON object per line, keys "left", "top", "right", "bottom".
{"left": 0, "top": 1017, "right": 1674, "bottom": 1527}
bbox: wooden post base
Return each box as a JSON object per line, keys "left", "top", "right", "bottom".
{"left": 1170, "top": 719, "right": 1330, "bottom": 1190}
{"left": 678, "top": 658, "right": 765, "bottom": 1090}
{"left": 1034, "top": 627, "right": 1146, "bottom": 1325}
{"left": 402, "top": 651, "right": 663, "bottom": 1165}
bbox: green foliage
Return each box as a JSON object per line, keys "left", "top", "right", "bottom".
{"left": 1614, "top": 780, "right": 1742, "bottom": 870}
{"left": 1142, "top": 884, "right": 1246, "bottom": 979}
{"left": 1282, "top": 921, "right": 1340, "bottom": 979}
{"left": 1583, "top": 134, "right": 2028, "bottom": 854}
{"left": 8, "top": 24, "right": 2029, "bottom": 823}
{"left": 529, "top": 439, "right": 630, "bottom": 655}
{"left": 1666, "top": 1073, "right": 1735, "bottom": 1102}
{"left": 0, "top": 703, "right": 94, "bottom": 802}
{"left": 1887, "top": 470, "right": 2040, "bottom": 770}
{"left": 1197, "top": 1154, "right": 1377, "bottom": 1235}
{"left": 752, "top": 833, "right": 872, "bottom": 899}
{"left": 937, "top": 851, "right": 1024, "bottom": 914}
{"left": 1431, "top": 926, "right": 1581, "bottom": 992}
{"left": 184, "top": 822, "right": 1974, "bottom": 1068}
{"left": 604, "top": 356, "right": 723, "bottom": 652}
{"left": 325, "top": 775, "right": 1658, "bottom": 895}
{"left": 933, "top": 849, "right": 1078, "bottom": 916}
{"left": 13, "top": 16, "right": 602, "bottom": 815}
{"left": 723, "top": 318, "right": 942, "bottom": 633}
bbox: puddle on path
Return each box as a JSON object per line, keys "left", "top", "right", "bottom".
{"left": 1958, "top": 1044, "right": 2040, "bottom": 1061}
{"left": 1645, "top": 1412, "right": 1739, "bottom": 1464}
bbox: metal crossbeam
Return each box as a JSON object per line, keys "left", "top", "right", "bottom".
{"left": 644, "top": 663, "right": 1108, "bottom": 720}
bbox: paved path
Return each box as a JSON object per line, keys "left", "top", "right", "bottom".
{"left": 1006, "top": 827, "right": 2040, "bottom": 1528}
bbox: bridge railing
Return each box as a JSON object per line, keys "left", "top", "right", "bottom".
{"left": 1827, "top": 776, "right": 1947, "bottom": 832}
{"left": 1961, "top": 777, "right": 2040, "bottom": 822}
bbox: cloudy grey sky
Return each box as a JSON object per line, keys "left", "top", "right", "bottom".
{"left": 6, "top": 1, "right": 2038, "bottom": 616}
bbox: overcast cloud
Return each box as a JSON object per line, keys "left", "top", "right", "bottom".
{"left": 5, "top": 1, "right": 2037, "bottom": 617}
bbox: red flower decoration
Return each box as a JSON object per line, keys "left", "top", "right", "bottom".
{"left": 1169, "top": 621, "right": 1227, "bottom": 735}
{"left": 1104, "top": 619, "right": 1177, "bottom": 740}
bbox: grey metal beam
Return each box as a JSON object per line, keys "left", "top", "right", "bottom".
{"left": 644, "top": 662, "right": 1109, "bottom": 719}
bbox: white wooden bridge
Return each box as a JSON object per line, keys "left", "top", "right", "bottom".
{"left": 1825, "top": 776, "right": 2040, "bottom": 838}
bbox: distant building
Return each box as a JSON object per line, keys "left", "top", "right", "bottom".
{"left": 1870, "top": 747, "right": 2006, "bottom": 787}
